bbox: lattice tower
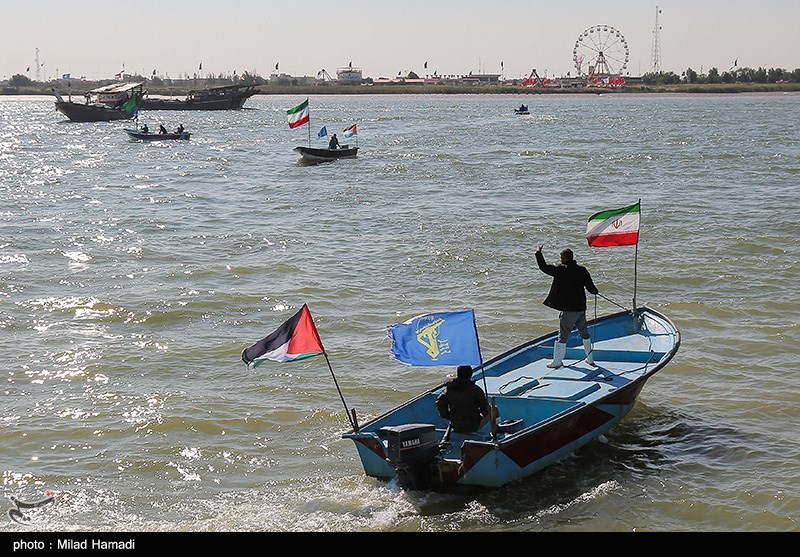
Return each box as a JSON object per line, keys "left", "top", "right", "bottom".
{"left": 650, "top": 6, "right": 662, "bottom": 73}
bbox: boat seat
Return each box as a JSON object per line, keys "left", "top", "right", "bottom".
{"left": 547, "top": 368, "right": 604, "bottom": 381}
{"left": 522, "top": 381, "right": 601, "bottom": 401}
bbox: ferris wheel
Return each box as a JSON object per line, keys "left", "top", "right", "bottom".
{"left": 573, "top": 25, "right": 629, "bottom": 77}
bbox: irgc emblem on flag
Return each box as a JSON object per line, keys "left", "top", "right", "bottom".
{"left": 388, "top": 309, "right": 481, "bottom": 367}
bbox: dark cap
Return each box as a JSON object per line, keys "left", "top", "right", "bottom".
{"left": 457, "top": 365, "right": 472, "bottom": 379}
{"left": 560, "top": 248, "right": 574, "bottom": 262}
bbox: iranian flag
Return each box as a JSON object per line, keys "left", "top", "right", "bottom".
{"left": 586, "top": 201, "right": 641, "bottom": 247}
{"left": 287, "top": 99, "right": 309, "bottom": 129}
{"left": 241, "top": 304, "right": 325, "bottom": 368}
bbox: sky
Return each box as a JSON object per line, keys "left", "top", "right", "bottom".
{"left": 2, "top": 0, "right": 799, "bottom": 82}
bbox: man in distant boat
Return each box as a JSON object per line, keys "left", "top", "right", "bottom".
{"left": 535, "top": 245, "right": 599, "bottom": 368}
{"left": 175, "top": 123, "right": 185, "bottom": 135}
{"left": 141, "top": 124, "right": 149, "bottom": 133}
{"left": 435, "top": 365, "right": 492, "bottom": 433}
{"left": 159, "top": 124, "right": 168, "bottom": 134}
{"left": 328, "top": 133, "right": 340, "bottom": 150}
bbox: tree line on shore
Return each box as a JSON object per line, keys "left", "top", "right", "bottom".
{"left": 642, "top": 66, "right": 800, "bottom": 85}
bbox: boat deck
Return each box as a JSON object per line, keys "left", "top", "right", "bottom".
{"left": 343, "top": 308, "right": 680, "bottom": 487}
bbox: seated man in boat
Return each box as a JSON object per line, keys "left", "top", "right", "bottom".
{"left": 435, "top": 365, "right": 492, "bottom": 433}
{"left": 328, "top": 134, "right": 340, "bottom": 150}
{"left": 175, "top": 123, "right": 185, "bottom": 135}
{"left": 159, "top": 124, "right": 168, "bottom": 134}
{"left": 141, "top": 124, "right": 149, "bottom": 133}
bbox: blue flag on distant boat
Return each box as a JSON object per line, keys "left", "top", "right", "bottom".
{"left": 388, "top": 310, "right": 481, "bottom": 366}
{"left": 317, "top": 126, "right": 328, "bottom": 139}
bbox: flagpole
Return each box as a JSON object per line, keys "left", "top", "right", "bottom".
{"left": 633, "top": 198, "right": 641, "bottom": 312}
{"left": 633, "top": 242, "right": 638, "bottom": 311}
{"left": 306, "top": 98, "right": 311, "bottom": 148}
{"left": 322, "top": 351, "right": 358, "bottom": 431}
{"left": 471, "top": 312, "right": 497, "bottom": 442}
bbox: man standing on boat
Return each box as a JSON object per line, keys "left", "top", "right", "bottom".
{"left": 328, "top": 134, "right": 340, "bottom": 150}
{"left": 435, "top": 365, "right": 492, "bottom": 433}
{"left": 535, "top": 245, "right": 599, "bottom": 368}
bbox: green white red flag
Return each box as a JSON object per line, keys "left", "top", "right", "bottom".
{"left": 586, "top": 201, "right": 640, "bottom": 247}
{"left": 241, "top": 304, "right": 325, "bottom": 368}
{"left": 287, "top": 99, "right": 309, "bottom": 129}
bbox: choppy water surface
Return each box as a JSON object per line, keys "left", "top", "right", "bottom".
{"left": 0, "top": 93, "right": 798, "bottom": 533}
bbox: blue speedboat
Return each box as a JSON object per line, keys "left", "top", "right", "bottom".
{"left": 343, "top": 306, "right": 680, "bottom": 489}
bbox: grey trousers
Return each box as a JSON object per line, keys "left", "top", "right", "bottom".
{"left": 558, "top": 310, "right": 590, "bottom": 343}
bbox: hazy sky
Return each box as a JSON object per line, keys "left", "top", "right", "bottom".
{"left": 2, "top": 0, "right": 798, "bottom": 82}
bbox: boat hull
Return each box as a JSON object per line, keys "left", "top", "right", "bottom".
{"left": 138, "top": 97, "right": 252, "bottom": 111}
{"left": 294, "top": 146, "right": 358, "bottom": 163}
{"left": 139, "top": 85, "right": 257, "bottom": 110}
{"left": 343, "top": 307, "right": 680, "bottom": 489}
{"left": 55, "top": 101, "right": 134, "bottom": 122}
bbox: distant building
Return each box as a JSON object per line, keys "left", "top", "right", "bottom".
{"left": 465, "top": 73, "right": 501, "bottom": 84}
{"left": 337, "top": 65, "right": 363, "bottom": 85}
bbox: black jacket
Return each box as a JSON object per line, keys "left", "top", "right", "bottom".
{"left": 435, "top": 377, "right": 490, "bottom": 433}
{"left": 535, "top": 251, "right": 598, "bottom": 311}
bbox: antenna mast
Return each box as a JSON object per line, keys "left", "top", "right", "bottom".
{"left": 35, "top": 48, "right": 41, "bottom": 82}
{"left": 650, "top": 6, "right": 662, "bottom": 73}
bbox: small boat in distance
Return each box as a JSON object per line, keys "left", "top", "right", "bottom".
{"left": 287, "top": 98, "right": 359, "bottom": 164}
{"left": 138, "top": 84, "right": 258, "bottom": 111}
{"left": 124, "top": 128, "right": 191, "bottom": 141}
{"left": 343, "top": 306, "right": 680, "bottom": 490}
{"left": 54, "top": 82, "right": 144, "bottom": 122}
{"left": 294, "top": 145, "right": 358, "bottom": 164}
{"left": 514, "top": 104, "right": 530, "bottom": 115}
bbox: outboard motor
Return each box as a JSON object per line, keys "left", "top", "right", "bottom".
{"left": 380, "top": 424, "right": 441, "bottom": 489}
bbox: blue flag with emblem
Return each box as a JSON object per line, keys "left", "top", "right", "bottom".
{"left": 317, "top": 125, "right": 327, "bottom": 139}
{"left": 388, "top": 309, "right": 481, "bottom": 366}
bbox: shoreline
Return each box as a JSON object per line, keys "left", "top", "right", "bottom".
{"left": 4, "top": 83, "right": 800, "bottom": 97}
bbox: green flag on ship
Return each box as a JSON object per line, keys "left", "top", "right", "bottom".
{"left": 122, "top": 95, "right": 139, "bottom": 114}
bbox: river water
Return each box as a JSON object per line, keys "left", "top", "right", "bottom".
{"left": 0, "top": 92, "right": 798, "bottom": 535}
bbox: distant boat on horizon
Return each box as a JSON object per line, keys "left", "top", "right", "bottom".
{"left": 53, "top": 82, "right": 143, "bottom": 122}
{"left": 138, "top": 84, "right": 257, "bottom": 111}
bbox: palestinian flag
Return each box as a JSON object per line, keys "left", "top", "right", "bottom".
{"left": 343, "top": 123, "right": 357, "bottom": 138}
{"left": 242, "top": 304, "right": 325, "bottom": 368}
{"left": 586, "top": 201, "right": 641, "bottom": 247}
{"left": 287, "top": 99, "right": 309, "bottom": 129}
